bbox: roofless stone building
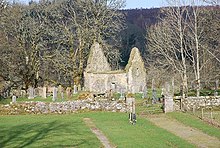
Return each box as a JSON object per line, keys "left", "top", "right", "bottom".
{"left": 84, "top": 42, "right": 146, "bottom": 93}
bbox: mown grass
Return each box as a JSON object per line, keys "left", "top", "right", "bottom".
{"left": 167, "top": 112, "right": 220, "bottom": 140}
{"left": 83, "top": 112, "right": 195, "bottom": 148}
{"left": 0, "top": 114, "right": 102, "bottom": 148}
{"left": 0, "top": 112, "right": 195, "bottom": 148}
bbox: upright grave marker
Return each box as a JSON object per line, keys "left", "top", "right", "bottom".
{"left": 12, "top": 95, "right": 16, "bottom": 103}
{"left": 163, "top": 82, "right": 174, "bottom": 113}
{"left": 28, "top": 86, "right": 34, "bottom": 99}
{"left": 52, "top": 87, "right": 57, "bottom": 101}
{"left": 126, "top": 97, "right": 136, "bottom": 124}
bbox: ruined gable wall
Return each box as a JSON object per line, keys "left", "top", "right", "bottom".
{"left": 126, "top": 47, "right": 146, "bottom": 93}
{"left": 85, "top": 42, "right": 111, "bottom": 73}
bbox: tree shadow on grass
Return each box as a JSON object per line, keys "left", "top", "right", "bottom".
{"left": 0, "top": 120, "right": 96, "bottom": 147}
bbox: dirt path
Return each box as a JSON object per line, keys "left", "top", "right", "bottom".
{"left": 83, "top": 118, "right": 114, "bottom": 148}
{"left": 147, "top": 115, "right": 220, "bottom": 148}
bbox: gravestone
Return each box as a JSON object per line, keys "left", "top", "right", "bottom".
{"left": 52, "top": 87, "right": 57, "bottom": 101}
{"left": 215, "top": 80, "right": 219, "bottom": 96}
{"left": 12, "top": 95, "right": 16, "bottom": 103}
{"left": 142, "top": 85, "right": 147, "bottom": 99}
{"left": 20, "top": 90, "right": 26, "bottom": 97}
{"left": 152, "top": 89, "right": 157, "bottom": 104}
{"left": 61, "top": 92, "right": 64, "bottom": 101}
{"left": 42, "top": 87, "right": 47, "bottom": 98}
{"left": 28, "top": 87, "right": 34, "bottom": 99}
{"left": 73, "top": 85, "right": 77, "bottom": 94}
{"left": 151, "top": 79, "right": 157, "bottom": 103}
{"left": 163, "top": 82, "right": 174, "bottom": 113}
{"left": 78, "top": 84, "right": 81, "bottom": 91}
{"left": 66, "top": 87, "right": 72, "bottom": 99}
{"left": 119, "top": 89, "right": 125, "bottom": 100}
{"left": 58, "top": 85, "right": 63, "bottom": 99}
{"left": 34, "top": 88, "right": 39, "bottom": 97}
{"left": 126, "top": 97, "right": 136, "bottom": 124}
{"left": 111, "top": 83, "right": 116, "bottom": 92}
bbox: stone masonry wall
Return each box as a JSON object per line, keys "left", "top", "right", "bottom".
{"left": 179, "top": 96, "right": 220, "bottom": 111}
{"left": 0, "top": 99, "right": 129, "bottom": 115}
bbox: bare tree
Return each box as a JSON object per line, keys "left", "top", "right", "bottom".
{"left": 45, "top": 0, "right": 125, "bottom": 86}
{"left": 147, "top": 2, "right": 189, "bottom": 98}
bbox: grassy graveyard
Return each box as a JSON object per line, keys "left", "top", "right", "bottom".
{"left": 0, "top": 112, "right": 196, "bottom": 148}
{"left": 0, "top": 91, "right": 220, "bottom": 147}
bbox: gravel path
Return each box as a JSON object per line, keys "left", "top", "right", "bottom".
{"left": 83, "top": 118, "right": 114, "bottom": 148}
{"left": 148, "top": 115, "right": 220, "bottom": 148}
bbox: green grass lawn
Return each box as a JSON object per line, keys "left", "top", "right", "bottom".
{"left": 0, "top": 112, "right": 195, "bottom": 148}
{"left": 0, "top": 114, "right": 102, "bottom": 148}
{"left": 167, "top": 112, "right": 220, "bottom": 140}
{"left": 85, "top": 112, "right": 195, "bottom": 148}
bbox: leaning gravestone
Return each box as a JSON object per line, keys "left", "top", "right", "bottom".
{"left": 163, "top": 82, "right": 174, "bottom": 113}
{"left": 52, "top": 87, "right": 57, "bottom": 101}
{"left": 12, "top": 95, "right": 16, "bottom": 103}
{"left": 28, "top": 87, "right": 34, "bottom": 99}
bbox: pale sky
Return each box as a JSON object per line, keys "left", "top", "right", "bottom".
{"left": 125, "top": 0, "right": 166, "bottom": 9}
{"left": 15, "top": 0, "right": 167, "bottom": 9}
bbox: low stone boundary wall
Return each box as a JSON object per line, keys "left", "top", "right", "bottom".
{"left": 175, "top": 96, "right": 220, "bottom": 111}
{"left": 0, "top": 98, "right": 128, "bottom": 115}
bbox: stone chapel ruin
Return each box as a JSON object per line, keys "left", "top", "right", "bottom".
{"left": 84, "top": 42, "right": 146, "bottom": 93}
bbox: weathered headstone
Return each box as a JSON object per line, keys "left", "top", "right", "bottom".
{"left": 126, "top": 97, "right": 136, "bottom": 124}
{"left": 152, "top": 89, "right": 157, "bottom": 104}
{"left": 42, "top": 87, "right": 47, "bottom": 98}
{"left": 61, "top": 92, "right": 64, "bottom": 101}
{"left": 28, "top": 87, "right": 34, "bottom": 99}
{"left": 20, "top": 90, "right": 26, "bottom": 97}
{"left": 66, "top": 87, "right": 71, "bottom": 99}
{"left": 152, "top": 79, "right": 157, "bottom": 103}
{"left": 52, "top": 87, "right": 57, "bottom": 101}
{"left": 111, "top": 83, "right": 116, "bottom": 92}
{"left": 78, "top": 84, "right": 81, "bottom": 92}
{"left": 12, "top": 95, "right": 16, "bottom": 103}
{"left": 34, "top": 88, "right": 39, "bottom": 97}
{"left": 163, "top": 82, "right": 174, "bottom": 113}
{"left": 142, "top": 85, "right": 147, "bottom": 99}
{"left": 73, "top": 85, "right": 77, "bottom": 94}
{"left": 215, "top": 80, "right": 219, "bottom": 96}
{"left": 119, "top": 89, "right": 124, "bottom": 100}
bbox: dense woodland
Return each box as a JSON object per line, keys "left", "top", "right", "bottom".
{"left": 0, "top": 0, "right": 219, "bottom": 98}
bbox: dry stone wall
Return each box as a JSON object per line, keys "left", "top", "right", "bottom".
{"left": 0, "top": 99, "right": 129, "bottom": 115}
{"left": 177, "top": 96, "right": 220, "bottom": 111}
